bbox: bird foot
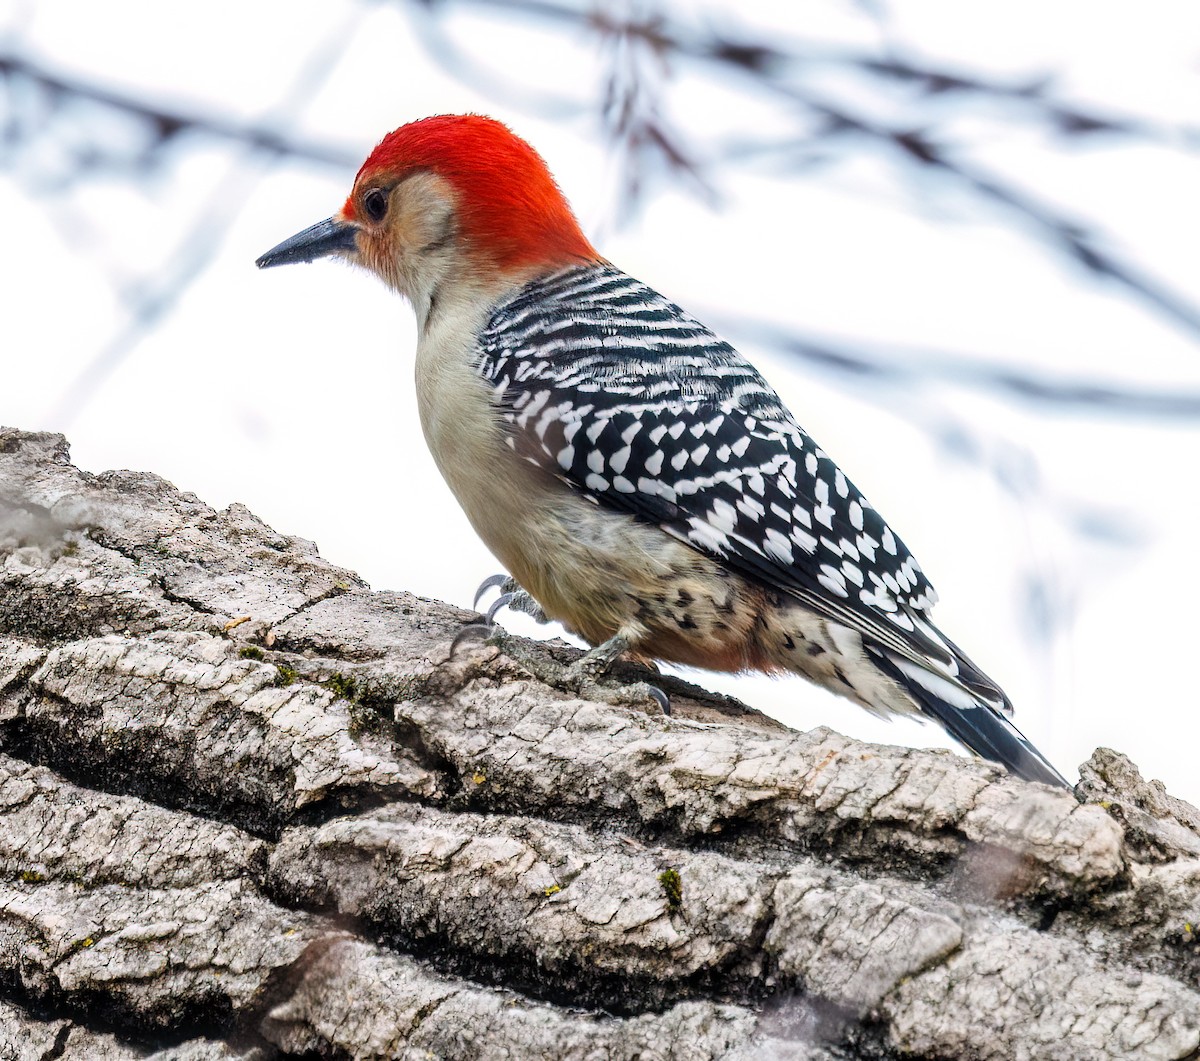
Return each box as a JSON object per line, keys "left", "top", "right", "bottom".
{"left": 450, "top": 620, "right": 669, "bottom": 716}
{"left": 473, "top": 572, "right": 548, "bottom": 625}
{"left": 467, "top": 576, "right": 670, "bottom": 716}
{"left": 452, "top": 573, "right": 540, "bottom": 657}
{"left": 575, "top": 678, "right": 671, "bottom": 716}
{"left": 564, "top": 634, "right": 670, "bottom": 715}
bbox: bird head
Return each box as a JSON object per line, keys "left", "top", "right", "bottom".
{"left": 256, "top": 114, "right": 597, "bottom": 317}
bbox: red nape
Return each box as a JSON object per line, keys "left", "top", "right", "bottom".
{"left": 348, "top": 114, "right": 599, "bottom": 273}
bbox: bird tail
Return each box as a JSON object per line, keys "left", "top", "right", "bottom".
{"left": 866, "top": 644, "right": 1070, "bottom": 789}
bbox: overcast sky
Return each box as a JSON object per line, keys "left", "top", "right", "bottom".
{"left": 3, "top": 0, "right": 1200, "bottom": 802}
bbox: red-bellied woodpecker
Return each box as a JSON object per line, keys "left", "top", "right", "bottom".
{"left": 256, "top": 114, "right": 1069, "bottom": 788}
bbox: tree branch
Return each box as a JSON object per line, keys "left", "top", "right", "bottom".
{"left": 0, "top": 426, "right": 1196, "bottom": 1057}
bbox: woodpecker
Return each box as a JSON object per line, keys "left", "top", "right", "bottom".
{"left": 257, "top": 114, "right": 1069, "bottom": 788}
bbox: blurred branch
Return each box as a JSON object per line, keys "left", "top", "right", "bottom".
{"left": 23, "top": 6, "right": 368, "bottom": 426}
{"left": 775, "top": 98, "right": 1200, "bottom": 340}
{"left": 719, "top": 317, "right": 1200, "bottom": 419}
{"left": 593, "top": 2, "right": 715, "bottom": 213}
{"left": 451, "top": 0, "right": 1199, "bottom": 148}
{"left": 401, "top": 2, "right": 586, "bottom": 120}
{"left": 0, "top": 52, "right": 360, "bottom": 173}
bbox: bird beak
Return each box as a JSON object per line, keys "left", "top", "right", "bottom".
{"left": 256, "top": 217, "right": 360, "bottom": 269}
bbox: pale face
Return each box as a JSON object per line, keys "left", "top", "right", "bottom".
{"left": 346, "top": 170, "right": 463, "bottom": 316}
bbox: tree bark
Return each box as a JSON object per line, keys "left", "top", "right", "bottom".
{"left": 0, "top": 426, "right": 1196, "bottom": 1060}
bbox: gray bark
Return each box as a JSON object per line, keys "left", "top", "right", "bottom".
{"left": 0, "top": 426, "right": 1196, "bottom": 1060}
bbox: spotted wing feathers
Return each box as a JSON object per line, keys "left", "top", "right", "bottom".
{"left": 475, "top": 264, "right": 1017, "bottom": 723}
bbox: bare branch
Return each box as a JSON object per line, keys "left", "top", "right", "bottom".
{"left": 721, "top": 317, "right": 1200, "bottom": 419}
{"left": 0, "top": 52, "right": 360, "bottom": 171}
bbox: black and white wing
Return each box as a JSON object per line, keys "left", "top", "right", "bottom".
{"left": 474, "top": 265, "right": 1068, "bottom": 786}
{"left": 477, "top": 267, "right": 957, "bottom": 661}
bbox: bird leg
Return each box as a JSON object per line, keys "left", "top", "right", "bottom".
{"left": 469, "top": 574, "right": 668, "bottom": 716}
{"left": 504, "top": 588, "right": 548, "bottom": 623}
{"left": 566, "top": 631, "right": 671, "bottom": 716}
{"left": 565, "top": 632, "right": 632, "bottom": 683}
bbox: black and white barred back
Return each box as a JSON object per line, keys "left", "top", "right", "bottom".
{"left": 473, "top": 263, "right": 1066, "bottom": 787}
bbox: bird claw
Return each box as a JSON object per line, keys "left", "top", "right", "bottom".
{"left": 449, "top": 622, "right": 497, "bottom": 657}
{"left": 562, "top": 633, "right": 670, "bottom": 716}
{"left": 646, "top": 685, "right": 671, "bottom": 716}
{"left": 472, "top": 573, "right": 512, "bottom": 610}
{"left": 564, "top": 653, "right": 612, "bottom": 689}
{"left": 564, "top": 632, "right": 630, "bottom": 685}
{"left": 473, "top": 572, "right": 548, "bottom": 625}
{"left": 454, "top": 574, "right": 547, "bottom": 661}
{"left": 485, "top": 592, "right": 516, "bottom": 625}
{"left": 506, "top": 589, "right": 547, "bottom": 623}
{"left": 571, "top": 677, "right": 671, "bottom": 717}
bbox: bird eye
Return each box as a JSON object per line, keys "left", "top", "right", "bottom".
{"left": 363, "top": 188, "right": 388, "bottom": 222}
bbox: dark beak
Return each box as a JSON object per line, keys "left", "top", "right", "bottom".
{"left": 256, "top": 217, "right": 360, "bottom": 269}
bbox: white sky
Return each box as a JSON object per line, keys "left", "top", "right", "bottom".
{"left": 3, "top": 0, "right": 1199, "bottom": 802}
